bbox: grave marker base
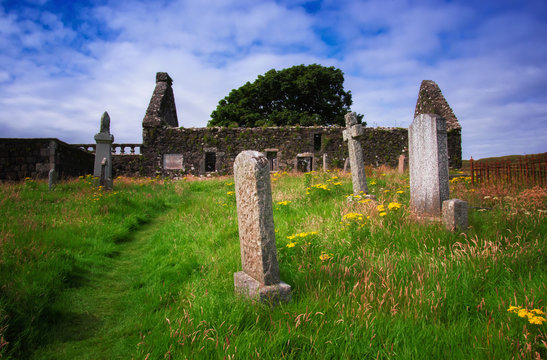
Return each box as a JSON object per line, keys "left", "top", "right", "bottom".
{"left": 234, "top": 271, "right": 292, "bottom": 303}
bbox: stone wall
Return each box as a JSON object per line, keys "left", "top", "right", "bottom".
{"left": 0, "top": 138, "right": 94, "bottom": 180}
{"left": 140, "top": 125, "right": 413, "bottom": 176}
{"left": 112, "top": 154, "right": 144, "bottom": 178}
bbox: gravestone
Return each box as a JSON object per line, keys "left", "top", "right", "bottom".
{"left": 343, "top": 112, "right": 368, "bottom": 195}
{"left": 409, "top": 114, "right": 449, "bottom": 216}
{"left": 233, "top": 150, "right": 291, "bottom": 303}
{"left": 94, "top": 112, "right": 114, "bottom": 189}
{"left": 442, "top": 199, "right": 468, "bottom": 231}
{"left": 343, "top": 157, "right": 349, "bottom": 172}
{"left": 48, "top": 169, "right": 57, "bottom": 191}
{"left": 398, "top": 154, "right": 406, "bottom": 174}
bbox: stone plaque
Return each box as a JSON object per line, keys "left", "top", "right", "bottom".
{"left": 163, "top": 154, "right": 184, "bottom": 170}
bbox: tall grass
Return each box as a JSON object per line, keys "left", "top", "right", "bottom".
{"left": 0, "top": 170, "right": 545, "bottom": 359}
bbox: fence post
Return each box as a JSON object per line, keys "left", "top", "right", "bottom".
{"left": 470, "top": 157, "right": 474, "bottom": 186}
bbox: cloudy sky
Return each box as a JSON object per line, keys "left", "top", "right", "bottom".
{"left": 1, "top": 0, "right": 546, "bottom": 160}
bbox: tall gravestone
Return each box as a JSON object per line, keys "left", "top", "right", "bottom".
{"left": 233, "top": 150, "right": 291, "bottom": 303}
{"left": 343, "top": 112, "right": 368, "bottom": 195}
{"left": 94, "top": 112, "right": 114, "bottom": 189}
{"left": 409, "top": 114, "right": 449, "bottom": 216}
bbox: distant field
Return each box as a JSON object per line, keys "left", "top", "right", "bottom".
{"left": 0, "top": 171, "right": 545, "bottom": 359}
{"left": 461, "top": 152, "right": 547, "bottom": 171}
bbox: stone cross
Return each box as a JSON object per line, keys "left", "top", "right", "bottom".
{"left": 409, "top": 114, "right": 449, "bottom": 216}
{"left": 342, "top": 112, "right": 368, "bottom": 195}
{"left": 93, "top": 112, "right": 114, "bottom": 190}
{"left": 233, "top": 150, "right": 291, "bottom": 303}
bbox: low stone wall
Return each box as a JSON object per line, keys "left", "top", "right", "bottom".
{"left": 447, "top": 129, "right": 462, "bottom": 169}
{"left": 0, "top": 138, "right": 94, "bottom": 181}
{"left": 112, "top": 155, "right": 145, "bottom": 178}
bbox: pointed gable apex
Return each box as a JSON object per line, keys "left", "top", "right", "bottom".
{"left": 142, "top": 72, "right": 179, "bottom": 127}
{"left": 414, "top": 80, "right": 460, "bottom": 131}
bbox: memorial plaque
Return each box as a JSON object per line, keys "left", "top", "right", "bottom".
{"left": 163, "top": 154, "right": 184, "bottom": 170}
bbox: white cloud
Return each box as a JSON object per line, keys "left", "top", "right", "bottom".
{"left": 0, "top": 0, "right": 545, "bottom": 160}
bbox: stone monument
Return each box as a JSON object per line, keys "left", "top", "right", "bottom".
{"left": 233, "top": 150, "right": 291, "bottom": 303}
{"left": 48, "top": 168, "right": 57, "bottom": 191}
{"left": 398, "top": 154, "right": 406, "bottom": 174}
{"left": 409, "top": 114, "right": 449, "bottom": 216}
{"left": 442, "top": 199, "right": 468, "bottom": 231}
{"left": 343, "top": 112, "right": 368, "bottom": 195}
{"left": 94, "top": 112, "right": 114, "bottom": 189}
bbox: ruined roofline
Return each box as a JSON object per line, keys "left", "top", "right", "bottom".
{"left": 414, "top": 80, "right": 461, "bottom": 131}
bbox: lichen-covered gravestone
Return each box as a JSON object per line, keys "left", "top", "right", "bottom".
{"left": 343, "top": 112, "right": 368, "bottom": 195}
{"left": 233, "top": 150, "right": 291, "bottom": 303}
{"left": 409, "top": 114, "right": 449, "bottom": 216}
{"left": 93, "top": 112, "right": 114, "bottom": 190}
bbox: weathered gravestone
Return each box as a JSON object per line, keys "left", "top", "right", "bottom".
{"left": 233, "top": 150, "right": 291, "bottom": 303}
{"left": 398, "top": 154, "right": 406, "bottom": 174}
{"left": 343, "top": 112, "right": 368, "bottom": 195}
{"left": 442, "top": 199, "right": 468, "bottom": 231}
{"left": 48, "top": 168, "right": 57, "bottom": 191}
{"left": 322, "top": 153, "right": 328, "bottom": 172}
{"left": 409, "top": 114, "right": 449, "bottom": 216}
{"left": 93, "top": 112, "right": 114, "bottom": 189}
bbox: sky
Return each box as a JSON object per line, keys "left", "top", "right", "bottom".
{"left": 1, "top": 0, "right": 546, "bottom": 160}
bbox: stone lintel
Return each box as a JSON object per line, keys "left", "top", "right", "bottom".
{"left": 234, "top": 271, "right": 292, "bottom": 303}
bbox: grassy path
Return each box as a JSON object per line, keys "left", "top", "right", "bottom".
{"left": 31, "top": 210, "right": 177, "bottom": 360}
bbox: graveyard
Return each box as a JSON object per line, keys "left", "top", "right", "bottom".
{"left": 0, "top": 157, "right": 545, "bottom": 358}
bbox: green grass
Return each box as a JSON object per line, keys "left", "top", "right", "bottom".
{"left": 1, "top": 171, "right": 546, "bottom": 359}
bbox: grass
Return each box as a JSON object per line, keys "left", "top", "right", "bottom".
{"left": 0, "top": 170, "right": 546, "bottom": 359}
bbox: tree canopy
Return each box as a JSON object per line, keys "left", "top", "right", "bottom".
{"left": 208, "top": 64, "right": 363, "bottom": 127}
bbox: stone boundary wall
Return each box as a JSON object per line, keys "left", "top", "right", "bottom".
{"left": 137, "top": 125, "right": 461, "bottom": 177}
{"left": 0, "top": 138, "right": 94, "bottom": 181}
{"left": 112, "top": 154, "right": 144, "bottom": 178}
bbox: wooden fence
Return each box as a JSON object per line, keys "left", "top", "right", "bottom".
{"left": 470, "top": 154, "right": 547, "bottom": 187}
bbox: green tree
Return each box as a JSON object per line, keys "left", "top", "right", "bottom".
{"left": 208, "top": 64, "right": 364, "bottom": 127}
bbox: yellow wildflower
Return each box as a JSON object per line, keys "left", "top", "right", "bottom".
{"left": 227, "top": 191, "right": 235, "bottom": 196}
{"left": 529, "top": 316, "right": 546, "bottom": 325}
{"left": 388, "top": 202, "right": 401, "bottom": 210}
{"left": 379, "top": 212, "right": 387, "bottom": 217}
{"left": 319, "top": 253, "right": 333, "bottom": 261}
{"left": 286, "top": 242, "right": 296, "bottom": 248}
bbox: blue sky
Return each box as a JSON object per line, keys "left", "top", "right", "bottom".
{"left": 1, "top": 0, "right": 546, "bottom": 159}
